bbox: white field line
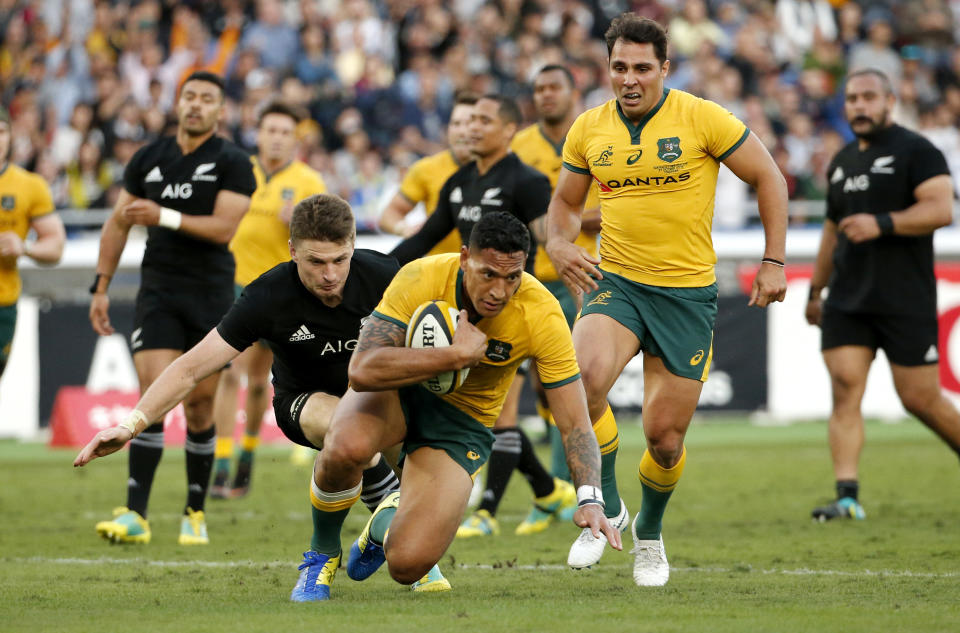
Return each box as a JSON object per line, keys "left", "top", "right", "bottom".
{"left": 4, "top": 557, "right": 959, "bottom": 579}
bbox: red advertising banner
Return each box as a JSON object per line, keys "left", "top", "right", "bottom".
{"left": 49, "top": 386, "right": 289, "bottom": 448}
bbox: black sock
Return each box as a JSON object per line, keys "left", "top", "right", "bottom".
{"left": 836, "top": 479, "right": 859, "bottom": 502}
{"left": 360, "top": 455, "right": 401, "bottom": 512}
{"left": 477, "top": 428, "right": 521, "bottom": 516}
{"left": 185, "top": 426, "right": 216, "bottom": 513}
{"left": 515, "top": 428, "right": 555, "bottom": 498}
{"left": 126, "top": 423, "right": 164, "bottom": 518}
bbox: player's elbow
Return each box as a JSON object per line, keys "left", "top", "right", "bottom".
{"left": 347, "top": 355, "right": 377, "bottom": 391}
{"left": 936, "top": 202, "right": 954, "bottom": 229}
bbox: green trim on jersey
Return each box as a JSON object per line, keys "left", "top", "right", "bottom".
{"left": 615, "top": 89, "right": 670, "bottom": 145}
{"left": 562, "top": 161, "right": 590, "bottom": 175}
{"left": 371, "top": 310, "right": 407, "bottom": 331}
{"left": 538, "top": 125, "right": 565, "bottom": 156}
{"left": 717, "top": 127, "right": 751, "bottom": 161}
{"left": 541, "top": 372, "right": 581, "bottom": 390}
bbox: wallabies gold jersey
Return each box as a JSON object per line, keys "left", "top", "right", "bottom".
{"left": 372, "top": 253, "right": 581, "bottom": 427}
{"left": 563, "top": 89, "right": 749, "bottom": 287}
{"left": 231, "top": 159, "right": 326, "bottom": 286}
{"left": 511, "top": 124, "right": 599, "bottom": 283}
{"left": 398, "top": 149, "right": 462, "bottom": 256}
{"left": 0, "top": 165, "right": 54, "bottom": 305}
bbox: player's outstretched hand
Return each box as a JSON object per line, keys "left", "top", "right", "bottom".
{"left": 838, "top": 213, "right": 881, "bottom": 244}
{"left": 749, "top": 262, "right": 787, "bottom": 307}
{"left": 452, "top": 309, "right": 488, "bottom": 368}
{"left": 122, "top": 198, "right": 162, "bottom": 226}
{"left": 574, "top": 504, "right": 622, "bottom": 551}
{"left": 89, "top": 292, "right": 114, "bottom": 335}
{"left": 74, "top": 426, "right": 134, "bottom": 467}
{"left": 546, "top": 239, "right": 602, "bottom": 297}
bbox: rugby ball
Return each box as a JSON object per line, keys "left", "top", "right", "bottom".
{"left": 405, "top": 300, "right": 469, "bottom": 394}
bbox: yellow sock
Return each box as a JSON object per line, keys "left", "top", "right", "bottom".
{"left": 593, "top": 405, "right": 619, "bottom": 455}
{"left": 215, "top": 437, "right": 233, "bottom": 460}
{"left": 241, "top": 433, "right": 260, "bottom": 453}
{"left": 638, "top": 446, "right": 686, "bottom": 492}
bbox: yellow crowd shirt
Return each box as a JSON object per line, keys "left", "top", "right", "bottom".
{"left": 511, "top": 124, "right": 600, "bottom": 282}
{"left": 372, "top": 254, "right": 581, "bottom": 427}
{"left": 398, "top": 150, "right": 462, "bottom": 256}
{"left": 562, "top": 89, "right": 749, "bottom": 287}
{"left": 0, "top": 165, "right": 55, "bottom": 305}
{"left": 231, "top": 158, "right": 326, "bottom": 286}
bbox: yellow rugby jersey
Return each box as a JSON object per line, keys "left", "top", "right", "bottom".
{"left": 372, "top": 253, "right": 581, "bottom": 427}
{"left": 398, "top": 149, "right": 462, "bottom": 256}
{"left": 563, "top": 89, "right": 749, "bottom": 287}
{"left": 0, "top": 165, "right": 55, "bottom": 305}
{"left": 231, "top": 158, "right": 326, "bottom": 286}
{"left": 511, "top": 124, "right": 599, "bottom": 282}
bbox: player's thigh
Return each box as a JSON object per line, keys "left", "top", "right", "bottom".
{"left": 133, "top": 348, "right": 181, "bottom": 392}
{"left": 572, "top": 313, "right": 640, "bottom": 405}
{"left": 641, "top": 354, "right": 702, "bottom": 455}
{"left": 324, "top": 388, "right": 408, "bottom": 464}
{"left": 387, "top": 446, "right": 473, "bottom": 577}
{"left": 890, "top": 362, "right": 942, "bottom": 413}
{"left": 492, "top": 371, "right": 525, "bottom": 429}
{"left": 298, "top": 391, "right": 341, "bottom": 448}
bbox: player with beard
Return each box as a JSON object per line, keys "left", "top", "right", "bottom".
{"left": 806, "top": 68, "right": 960, "bottom": 521}
{"left": 88, "top": 71, "right": 256, "bottom": 545}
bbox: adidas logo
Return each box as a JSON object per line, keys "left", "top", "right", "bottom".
{"left": 144, "top": 166, "right": 163, "bottom": 183}
{"left": 925, "top": 345, "right": 939, "bottom": 363}
{"left": 289, "top": 325, "right": 315, "bottom": 342}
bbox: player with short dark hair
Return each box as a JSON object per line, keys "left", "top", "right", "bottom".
{"left": 88, "top": 71, "right": 256, "bottom": 545}
{"left": 0, "top": 106, "right": 65, "bottom": 378}
{"left": 391, "top": 94, "right": 578, "bottom": 539}
{"left": 76, "top": 193, "right": 406, "bottom": 569}
{"left": 296, "top": 211, "right": 619, "bottom": 601}
{"left": 548, "top": 13, "right": 788, "bottom": 585}
{"left": 806, "top": 68, "right": 960, "bottom": 521}
{"left": 211, "top": 99, "right": 327, "bottom": 499}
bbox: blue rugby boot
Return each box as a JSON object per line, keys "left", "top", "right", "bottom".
{"left": 347, "top": 491, "right": 399, "bottom": 581}
{"left": 812, "top": 497, "right": 866, "bottom": 522}
{"left": 290, "top": 550, "right": 341, "bottom": 602}
{"left": 411, "top": 564, "right": 452, "bottom": 592}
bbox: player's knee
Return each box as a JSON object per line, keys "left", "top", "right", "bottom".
{"left": 322, "top": 433, "right": 375, "bottom": 471}
{"left": 579, "top": 366, "right": 610, "bottom": 414}
{"left": 899, "top": 390, "right": 938, "bottom": 420}
{"left": 646, "top": 432, "right": 684, "bottom": 466}
{"left": 219, "top": 365, "right": 241, "bottom": 388}
{"left": 248, "top": 381, "right": 269, "bottom": 400}
{"left": 386, "top": 548, "right": 433, "bottom": 585}
{"left": 183, "top": 395, "right": 214, "bottom": 429}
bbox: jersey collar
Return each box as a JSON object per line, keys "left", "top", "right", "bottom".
{"left": 255, "top": 156, "right": 294, "bottom": 182}
{"left": 0, "top": 162, "right": 8, "bottom": 179}
{"left": 537, "top": 124, "right": 565, "bottom": 156}
{"left": 615, "top": 88, "right": 670, "bottom": 145}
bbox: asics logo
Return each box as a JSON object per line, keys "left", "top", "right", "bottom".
{"left": 627, "top": 152, "right": 642, "bottom": 165}
{"left": 689, "top": 349, "right": 705, "bottom": 366}
{"left": 466, "top": 451, "right": 480, "bottom": 461}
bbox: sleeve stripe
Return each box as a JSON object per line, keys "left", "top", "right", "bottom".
{"left": 541, "top": 372, "right": 581, "bottom": 389}
{"left": 716, "top": 127, "right": 750, "bottom": 161}
{"left": 371, "top": 310, "right": 407, "bottom": 330}
{"left": 562, "top": 161, "right": 590, "bottom": 175}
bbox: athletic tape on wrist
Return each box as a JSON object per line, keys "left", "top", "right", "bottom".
{"left": 118, "top": 409, "right": 148, "bottom": 436}
{"left": 576, "top": 485, "right": 604, "bottom": 509}
{"left": 158, "top": 207, "right": 182, "bottom": 230}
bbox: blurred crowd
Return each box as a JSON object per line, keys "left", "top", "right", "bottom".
{"left": 3, "top": 0, "right": 960, "bottom": 231}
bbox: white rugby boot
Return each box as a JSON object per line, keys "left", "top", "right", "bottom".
{"left": 567, "top": 499, "right": 629, "bottom": 569}
{"left": 629, "top": 512, "right": 669, "bottom": 586}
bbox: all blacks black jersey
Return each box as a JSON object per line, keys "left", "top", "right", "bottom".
{"left": 216, "top": 249, "right": 399, "bottom": 396}
{"left": 391, "top": 153, "right": 551, "bottom": 266}
{"left": 824, "top": 124, "right": 950, "bottom": 315}
{"left": 123, "top": 135, "right": 256, "bottom": 289}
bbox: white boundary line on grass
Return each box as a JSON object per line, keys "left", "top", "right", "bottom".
{"left": 6, "top": 557, "right": 960, "bottom": 579}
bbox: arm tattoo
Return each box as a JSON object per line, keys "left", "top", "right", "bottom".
{"left": 355, "top": 315, "right": 405, "bottom": 353}
{"left": 563, "top": 425, "right": 602, "bottom": 488}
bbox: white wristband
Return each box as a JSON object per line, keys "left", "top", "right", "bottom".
{"left": 158, "top": 207, "right": 182, "bottom": 230}
{"left": 576, "top": 485, "right": 605, "bottom": 509}
{"left": 118, "top": 409, "right": 148, "bottom": 436}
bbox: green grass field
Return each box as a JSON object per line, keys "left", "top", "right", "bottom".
{"left": 2, "top": 417, "right": 959, "bottom": 633}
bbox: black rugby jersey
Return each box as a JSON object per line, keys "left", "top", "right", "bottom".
{"left": 123, "top": 135, "right": 256, "bottom": 289}
{"left": 216, "top": 249, "right": 399, "bottom": 396}
{"left": 824, "top": 124, "right": 950, "bottom": 315}
{"left": 391, "top": 153, "right": 551, "bottom": 266}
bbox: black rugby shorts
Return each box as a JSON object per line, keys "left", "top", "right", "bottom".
{"left": 820, "top": 306, "right": 939, "bottom": 366}
{"left": 132, "top": 282, "right": 234, "bottom": 353}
